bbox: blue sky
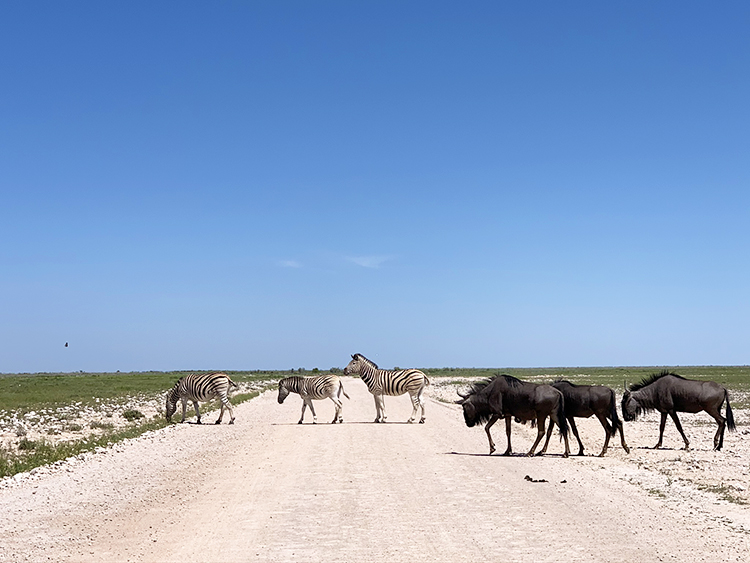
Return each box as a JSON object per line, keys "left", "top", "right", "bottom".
{"left": 1, "top": 2, "right": 749, "bottom": 373}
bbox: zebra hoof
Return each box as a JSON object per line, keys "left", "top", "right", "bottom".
{"left": 419, "top": 418, "right": 425, "bottom": 424}
{"left": 214, "top": 420, "right": 221, "bottom": 425}
{"left": 229, "top": 420, "right": 235, "bottom": 425}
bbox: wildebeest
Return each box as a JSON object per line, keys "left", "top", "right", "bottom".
{"left": 538, "top": 380, "right": 629, "bottom": 457}
{"left": 277, "top": 374, "right": 350, "bottom": 424}
{"left": 621, "top": 371, "right": 736, "bottom": 451}
{"left": 457, "top": 374, "right": 570, "bottom": 457}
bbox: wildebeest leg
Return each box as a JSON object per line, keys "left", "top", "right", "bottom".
{"left": 539, "top": 419, "right": 556, "bottom": 455}
{"left": 502, "top": 416, "right": 513, "bottom": 456}
{"left": 668, "top": 411, "right": 690, "bottom": 450}
{"left": 654, "top": 412, "right": 668, "bottom": 448}
{"left": 705, "top": 406, "right": 726, "bottom": 450}
{"left": 616, "top": 419, "right": 630, "bottom": 453}
{"left": 529, "top": 416, "right": 547, "bottom": 456}
{"left": 192, "top": 401, "right": 202, "bottom": 424}
{"left": 594, "top": 413, "right": 610, "bottom": 457}
{"left": 484, "top": 414, "right": 499, "bottom": 454}
{"left": 569, "top": 417, "right": 586, "bottom": 456}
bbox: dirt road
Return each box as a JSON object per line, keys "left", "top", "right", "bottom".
{"left": 2, "top": 378, "right": 749, "bottom": 562}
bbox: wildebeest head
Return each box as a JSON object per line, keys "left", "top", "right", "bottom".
{"left": 277, "top": 380, "right": 291, "bottom": 404}
{"left": 621, "top": 389, "right": 639, "bottom": 422}
{"left": 456, "top": 382, "right": 494, "bottom": 428}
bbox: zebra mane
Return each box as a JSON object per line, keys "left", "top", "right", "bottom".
{"left": 628, "top": 370, "right": 685, "bottom": 392}
{"left": 354, "top": 353, "right": 378, "bottom": 370}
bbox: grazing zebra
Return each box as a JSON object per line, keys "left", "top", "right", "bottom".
{"left": 277, "top": 374, "right": 350, "bottom": 424}
{"left": 165, "top": 372, "right": 239, "bottom": 424}
{"left": 343, "top": 353, "right": 430, "bottom": 423}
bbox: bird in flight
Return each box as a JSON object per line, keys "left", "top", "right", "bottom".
{"left": 65, "top": 342, "right": 68, "bottom": 347}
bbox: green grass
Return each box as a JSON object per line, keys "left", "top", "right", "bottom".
{"left": 0, "top": 385, "right": 272, "bottom": 479}
{"left": 0, "top": 370, "right": 286, "bottom": 414}
{"left": 0, "top": 417, "right": 172, "bottom": 478}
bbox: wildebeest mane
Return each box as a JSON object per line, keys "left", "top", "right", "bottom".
{"left": 553, "top": 379, "right": 576, "bottom": 386}
{"left": 495, "top": 373, "right": 523, "bottom": 387}
{"left": 628, "top": 370, "right": 685, "bottom": 392}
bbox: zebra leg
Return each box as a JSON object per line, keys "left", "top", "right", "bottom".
{"left": 373, "top": 394, "right": 384, "bottom": 423}
{"left": 299, "top": 400, "right": 307, "bottom": 424}
{"left": 330, "top": 397, "right": 343, "bottom": 423}
{"left": 215, "top": 403, "right": 225, "bottom": 424}
{"left": 225, "top": 401, "right": 235, "bottom": 425}
{"left": 308, "top": 399, "right": 318, "bottom": 424}
{"left": 193, "top": 401, "right": 202, "bottom": 424}
{"left": 180, "top": 398, "right": 188, "bottom": 423}
{"left": 407, "top": 392, "right": 419, "bottom": 423}
{"left": 418, "top": 386, "right": 427, "bottom": 424}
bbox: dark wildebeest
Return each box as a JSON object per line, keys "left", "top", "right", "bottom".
{"left": 538, "top": 380, "right": 629, "bottom": 457}
{"left": 621, "top": 371, "right": 736, "bottom": 451}
{"left": 457, "top": 374, "right": 570, "bottom": 457}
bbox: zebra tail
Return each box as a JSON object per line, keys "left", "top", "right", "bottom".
{"left": 228, "top": 377, "right": 239, "bottom": 389}
{"left": 340, "top": 382, "right": 350, "bottom": 400}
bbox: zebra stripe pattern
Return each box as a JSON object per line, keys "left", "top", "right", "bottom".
{"left": 165, "top": 372, "right": 239, "bottom": 424}
{"left": 278, "top": 374, "right": 350, "bottom": 424}
{"left": 343, "top": 353, "right": 430, "bottom": 423}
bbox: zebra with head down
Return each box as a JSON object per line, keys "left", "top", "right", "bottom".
{"left": 165, "top": 372, "right": 239, "bottom": 425}
{"left": 277, "top": 374, "right": 350, "bottom": 424}
{"left": 343, "top": 353, "right": 429, "bottom": 424}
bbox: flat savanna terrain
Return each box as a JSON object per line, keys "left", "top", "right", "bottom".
{"left": 1, "top": 369, "right": 750, "bottom": 562}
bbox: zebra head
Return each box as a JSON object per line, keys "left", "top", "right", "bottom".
{"left": 343, "top": 353, "right": 374, "bottom": 376}
{"left": 165, "top": 388, "right": 178, "bottom": 422}
{"left": 277, "top": 379, "right": 291, "bottom": 404}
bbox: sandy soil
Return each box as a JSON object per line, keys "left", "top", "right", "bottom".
{"left": 1, "top": 377, "right": 749, "bottom": 563}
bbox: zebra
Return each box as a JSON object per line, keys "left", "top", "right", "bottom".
{"left": 277, "top": 374, "right": 350, "bottom": 424}
{"left": 165, "top": 372, "right": 239, "bottom": 424}
{"left": 343, "top": 353, "right": 430, "bottom": 423}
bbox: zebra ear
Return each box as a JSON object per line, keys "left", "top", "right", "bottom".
{"left": 351, "top": 354, "right": 356, "bottom": 359}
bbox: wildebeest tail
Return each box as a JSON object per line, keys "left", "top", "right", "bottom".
{"left": 557, "top": 394, "right": 569, "bottom": 439}
{"left": 608, "top": 388, "right": 620, "bottom": 437}
{"left": 725, "top": 389, "right": 736, "bottom": 432}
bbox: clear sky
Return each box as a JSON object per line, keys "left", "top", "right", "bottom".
{"left": 2, "top": 2, "right": 749, "bottom": 373}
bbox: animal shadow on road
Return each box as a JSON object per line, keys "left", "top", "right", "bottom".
{"left": 446, "top": 451, "right": 570, "bottom": 458}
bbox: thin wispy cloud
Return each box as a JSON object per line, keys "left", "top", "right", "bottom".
{"left": 279, "top": 260, "right": 302, "bottom": 268}
{"left": 347, "top": 255, "right": 393, "bottom": 269}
